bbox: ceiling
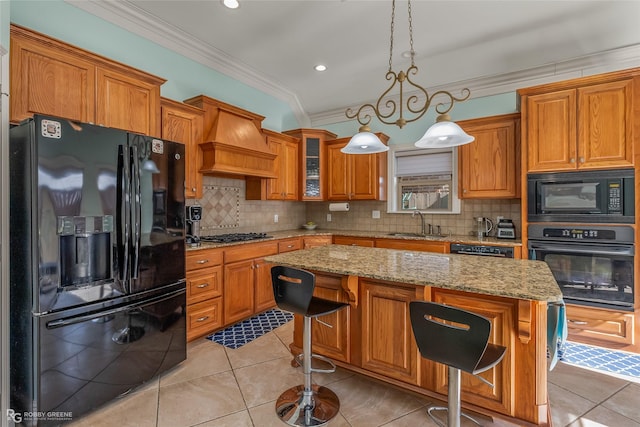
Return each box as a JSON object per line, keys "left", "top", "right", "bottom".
{"left": 72, "top": 1, "right": 640, "bottom": 126}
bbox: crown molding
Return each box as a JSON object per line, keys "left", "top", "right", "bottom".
{"left": 66, "top": 1, "right": 639, "bottom": 130}
{"left": 66, "top": 0, "right": 311, "bottom": 127}
{"left": 310, "top": 44, "right": 640, "bottom": 127}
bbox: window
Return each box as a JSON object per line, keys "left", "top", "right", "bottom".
{"left": 387, "top": 146, "right": 460, "bottom": 214}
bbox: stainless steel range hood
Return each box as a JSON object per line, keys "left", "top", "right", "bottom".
{"left": 184, "top": 95, "right": 277, "bottom": 178}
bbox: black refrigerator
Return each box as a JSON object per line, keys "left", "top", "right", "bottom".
{"left": 9, "top": 115, "right": 187, "bottom": 426}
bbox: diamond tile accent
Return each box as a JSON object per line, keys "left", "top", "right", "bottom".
{"left": 199, "top": 185, "right": 240, "bottom": 231}
{"left": 560, "top": 341, "right": 640, "bottom": 380}
{"left": 207, "top": 309, "right": 293, "bottom": 349}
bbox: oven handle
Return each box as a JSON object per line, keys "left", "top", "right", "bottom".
{"left": 528, "top": 242, "right": 634, "bottom": 256}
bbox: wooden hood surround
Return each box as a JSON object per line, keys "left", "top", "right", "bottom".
{"left": 184, "top": 95, "right": 277, "bottom": 178}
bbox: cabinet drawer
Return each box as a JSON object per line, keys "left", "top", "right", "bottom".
{"left": 187, "top": 265, "right": 223, "bottom": 304}
{"left": 187, "top": 298, "right": 223, "bottom": 341}
{"left": 333, "top": 236, "right": 375, "bottom": 247}
{"left": 278, "top": 238, "right": 302, "bottom": 253}
{"left": 566, "top": 305, "right": 635, "bottom": 346}
{"left": 224, "top": 241, "right": 278, "bottom": 263}
{"left": 186, "top": 248, "right": 223, "bottom": 271}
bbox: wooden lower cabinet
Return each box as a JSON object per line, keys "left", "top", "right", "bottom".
{"left": 375, "top": 238, "right": 450, "bottom": 253}
{"left": 430, "top": 289, "right": 514, "bottom": 415}
{"left": 288, "top": 275, "right": 548, "bottom": 424}
{"left": 565, "top": 304, "right": 635, "bottom": 347}
{"left": 223, "top": 241, "right": 279, "bottom": 326}
{"left": 302, "top": 235, "right": 332, "bottom": 249}
{"left": 333, "top": 236, "right": 375, "bottom": 247}
{"left": 360, "top": 280, "right": 420, "bottom": 384}
{"left": 293, "top": 273, "right": 351, "bottom": 363}
{"left": 186, "top": 248, "right": 224, "bottom": 341}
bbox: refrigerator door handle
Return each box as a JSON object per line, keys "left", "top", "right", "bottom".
{"left": 45, "top": 286, "right": 186, "bottom": 329}
{"left": 130, "top": 144, "right": 141, "bottom": 280}
{"left": 116, "top": 145, "right": 130, "bottom": 284}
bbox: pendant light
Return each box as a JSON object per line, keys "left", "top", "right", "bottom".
{"left": 414, "top": 113, "right": 474, "bottom": 148}
{"left": 343, "top": 0, "right": 472, "bottom": 153}
{"left": 340, "top": 125, "right": 389, "bottom": 154}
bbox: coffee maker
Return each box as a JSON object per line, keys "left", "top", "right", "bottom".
{"left": 186, "top": 206, "right": 202, "bottom": 245}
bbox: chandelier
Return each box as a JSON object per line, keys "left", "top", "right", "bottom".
{"left": 342, "top": 0, "right": 474, "bottom": 154}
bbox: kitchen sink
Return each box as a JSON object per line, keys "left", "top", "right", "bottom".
{"left": 387, "top": 232, "right": 427, "bottom": 237}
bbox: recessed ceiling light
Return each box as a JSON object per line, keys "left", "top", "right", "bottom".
{"left": 223, "top": 0, "right": 239, "bottom": 9}
{"left": 314, "top": 64, "right": 327, "bottom": 72}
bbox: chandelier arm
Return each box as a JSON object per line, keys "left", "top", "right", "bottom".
{"left": 431, "top": 88, "right": 472, "bottom": 115}
{"left": 345, "top": 105, "right": 374, "bottom": 127}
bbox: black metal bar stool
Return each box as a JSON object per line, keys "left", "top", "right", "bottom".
{"left": 271, "top": 265, "right": 349, "bottom": 427}
{"left": 409, "top": 301, "right": 507, "bottom": 427}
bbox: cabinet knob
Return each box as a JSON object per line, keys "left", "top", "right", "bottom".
{"left": 196, "top": 316, "right": 210, "bottom": 322}
{"left": 192, "top": 187, "right": 196, "bottom": 192}
{"left": 579, "top": 157, "right": 585, "bottom": 163}
{"left": 463, "top": 189, "right": 468, "bottom": 193}
{"left": 196, "top": 283, "right": 209, "bottom": 288}
{"left": 196, "top": 259, "right": 209, "bottom": 264}
{"left": 568, "top": 319, "right": 588, "bottom": 325}
{"left": 570, "top": 157, "right": 576, "bottom": 163}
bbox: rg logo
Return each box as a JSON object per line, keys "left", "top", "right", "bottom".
{"left": 7, "top": 409, "right": 22, "bottom": 423}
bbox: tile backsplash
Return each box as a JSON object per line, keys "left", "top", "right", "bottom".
{"left": 188, "top": 176, "right": 522, "bottom": 238}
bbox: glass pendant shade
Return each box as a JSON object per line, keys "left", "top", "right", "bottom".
{"left": 414, "top": 115, "right": 474, "bottom": 148}
{"left": 341, "top": 126, "right": 389, "bottom": 154}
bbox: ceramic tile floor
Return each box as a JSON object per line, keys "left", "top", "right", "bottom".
{"left": 69, "top": 321, "right": 640, "bottom": 427}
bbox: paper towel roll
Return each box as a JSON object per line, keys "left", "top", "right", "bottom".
{"left": 329, "top": 202, "right": 350, "bottom": 212}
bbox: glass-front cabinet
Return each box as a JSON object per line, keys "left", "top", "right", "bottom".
{"left": 284, "top": 128, "right": 337, "bottom": 201}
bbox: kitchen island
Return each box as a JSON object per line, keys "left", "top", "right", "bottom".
{"left": 265, "top": 244, "right": 562, "bottom": 426}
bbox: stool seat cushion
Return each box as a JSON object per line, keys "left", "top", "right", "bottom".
{"left": 271, "top": 265, "right": 349, "bottom": 318}
{"left": 306, "top": 297, "right": 349, "bottom": 318}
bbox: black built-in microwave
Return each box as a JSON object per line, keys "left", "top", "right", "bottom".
{"left": 527, "top": 169, "right": 635, "bottom": 223}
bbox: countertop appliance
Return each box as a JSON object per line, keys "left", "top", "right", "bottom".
{"left": 450, "top": 243, "right": 514, "bottom": 258}
{"left": 528, "top": 224, "right": 634, "bottom": 310}
{"left": 496, "top": 219, "right": 516, "bottom": 239}
{"left": 9, "top": 115, "right": 187, "bottom": 425}
{"left": 527, "top": 169, "right": 635, "bottom": 223}
{"left": 186, "top": 205, "right": 202, "bottom": 246}
{"left": 200, "top": 232, "right": 272, "bottom": 243}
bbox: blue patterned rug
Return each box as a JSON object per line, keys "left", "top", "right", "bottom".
{"left": 559, "top": 341, "right": 640, "bottom": 381}
{"left": 207, "top": 308, "right": 293, "bottom": 349}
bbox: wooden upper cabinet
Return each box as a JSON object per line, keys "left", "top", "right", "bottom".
{"left": 283, "top": 129, "right": 338, "bottom": 201}
{"left": 96, "top": 67, "right": 162, "bottom": 136}
{"left": 326, "top": 134, "right": 389, "bottom": 201}
{"left": 577, "top": 80, "right": 633, "bottom": 169}
{"left": 161, "top": 98, "right": 204, "bottom": 199}
{"left": 10, "top": 24, "right": 165, "bottom": 136}
{"left": 246, "top": 130, "right": 300, "bottom": 200}
{"left": 521, "top": 75, "right": 635, "bottom": 172}
{"left": 10, "top": 26, "right": 96, "bottom": 124}
{"left": 458, "top": 113, "right": 520, "bottom": 199}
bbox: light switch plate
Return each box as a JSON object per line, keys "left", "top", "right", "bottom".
{"left": 372, "top": 210, "right": 381, "bottom": 219}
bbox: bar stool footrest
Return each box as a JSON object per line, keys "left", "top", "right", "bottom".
{"left": 294, "top": 353, "right": 337, "bottom": 374}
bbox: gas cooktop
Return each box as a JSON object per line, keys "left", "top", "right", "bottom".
{"left": 199, "top": 232, "right": 272, "bottom": 243}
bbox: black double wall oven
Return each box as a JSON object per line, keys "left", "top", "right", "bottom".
{"left": 527, "top": 169, "right": 635, "bottom": 311}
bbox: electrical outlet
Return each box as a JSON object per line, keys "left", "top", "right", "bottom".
{"left": 372, "top": 210, "right": 381, "bottom": 219}
{"left": 274, "top": 214, "right": 279, "bottom": 223}
{"left": 326, "top": 213, "right": 332, "bottom": 222}
{"left": 497, "top": 215, "right": 504, "bottom": 224}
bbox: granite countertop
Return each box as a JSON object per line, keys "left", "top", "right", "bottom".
{"left": 265, "top": 244, "right": 562, "bottom": 302}
{"left": 187, "top": 228, "right": 521, "bottom": 251}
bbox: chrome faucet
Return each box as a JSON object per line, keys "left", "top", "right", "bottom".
{"left": 412, "top": 210, "right": 426, "bottom": 236}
